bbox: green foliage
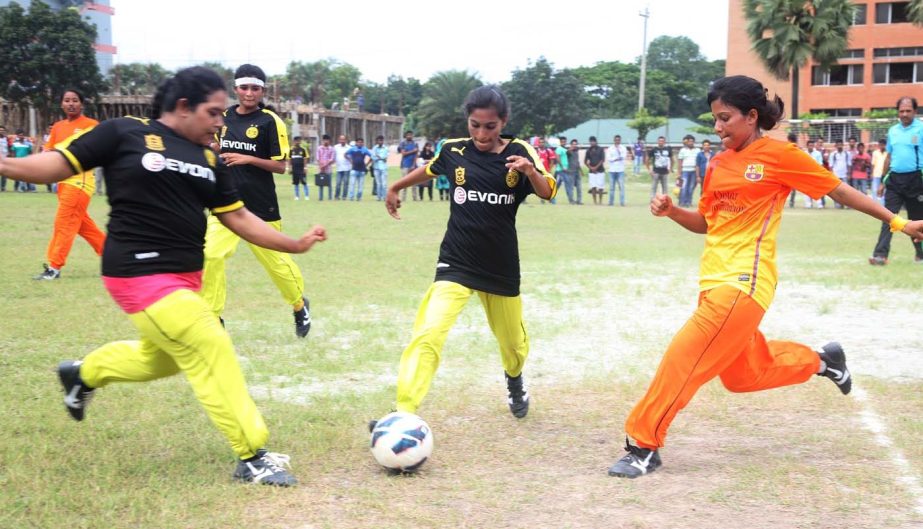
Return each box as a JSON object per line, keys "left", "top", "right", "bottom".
{"left": 0, "top": 0, "right": 106, "bottom": 121}
{"left": 107, "top": 63, "right": 171, "bottom": 95}
{"left": 197, "top": 62, "right": 235, "bottom": 93}
{"left": 502, "top": 57, "right": 590, "bottom": 137}
{"left": 413, "top": 71, "right": 482, "bottom": 139}
{"left": 857, "top": 108, "right": 898, "bottom": 132}
{"left": 691, "top": 112, "right": 716, "bottom": 135}
{"left": 627, "top": 108, "right": 667, "bottom": 141}
{"left": 789, "top": 111, "right": 829, "bottom": 139}
{"left": 909, "top": 0, "right": 923, "bottom": 26}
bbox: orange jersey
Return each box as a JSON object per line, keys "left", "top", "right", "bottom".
{"left": 46, "top": 115, "right": 99, "bottom": 195}
{"left": 697, "top": 137, "right": 840, "bottom": 309}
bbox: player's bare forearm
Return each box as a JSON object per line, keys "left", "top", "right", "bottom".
{"left": 0, "top": 151, "right": 73, "bottom": 183}
{"left": 828, "top": 182, "right": 896, "bottom": 223}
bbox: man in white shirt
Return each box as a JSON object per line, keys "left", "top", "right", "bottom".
{"left": 828, "top": 139, "right": 851, "bottom": 208}
{"left": 870, "top": 138, "right": 887, "bottom": 205}
{"left": 333, "top": 134, "right": 352, "bottom": 200}
{"left": 606, "top": 134, "right": 629, "bottom": 206}
{"left": 676, "top": 135, "right": 700, "bottom": 207}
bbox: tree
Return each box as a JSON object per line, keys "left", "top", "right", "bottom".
{"left": 743, "top": 0, "right": 855, "bottom": 118}
{"left": 691, "top": 112, "right": 716, "bottom": 135}
{"left": 502, "top": 57, "right": 590, "bottom": 137}
{"left": 413, "top": 70, "right": 482, "bottom": 139}
{"left": 107, "top": 63, "right": 171, "bottom": 95}
{"left": 0, "top": 0, "right": 106, "bottom": 122}
{"left": 627, "top": 108, "right": 667, "bottom": 142}
{"left": 909, "top": 0, "right": 923, "bottom": 25}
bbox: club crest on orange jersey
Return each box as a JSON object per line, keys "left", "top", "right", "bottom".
{"left": 505, "top": 169, "right": 519, "bottom": 188}
{"left": 144, "top": 134, "right": 165, "bottom": 152}
{"left": 455, "top": 167, "right": 466, "bottom": 185}
{"left": 743, "top": 163, "right": 764, "bottom": 182}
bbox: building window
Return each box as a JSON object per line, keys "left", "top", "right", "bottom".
{"left": 852, "top": 3, "right": 867, "bottom": 24}
{"left": 842, "top": 49, "right": 866, "bottom": 59}
{"left": 873, "top": 62, "right": 923, "bottom": 83}
{"left": 875, "top": 2, "right": 909, "bottom": 23}
{"left": 807, "top": 108, "right": 862, "bottom": 143}
{"left": 873, "top": 46, "right": 923, "bottom": 58}
{"left": 812, "top": 64, "right": 864, "bottom": 85}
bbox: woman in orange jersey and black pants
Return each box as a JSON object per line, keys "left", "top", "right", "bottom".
{"left": 608, "top": 75, "right": 923, "bottom": 479}
{"left": 34, "top": 89, "right": 106, "bottom": 280}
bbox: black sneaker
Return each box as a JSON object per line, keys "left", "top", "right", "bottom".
{"left": 818, "top": 342, "right": 851, "bottom": 395}
{"left": 34, "top": 263, "right": 61, "bottom": 280}
{"left": 233, "top": 449, "right": 298, "bottom": 487}
{"left": 505, "top": 372, "right": 530, "bottom": 418}
{"left": 58, "top": 360, "right": 94, "bottom": 421}
{"left": 294, "top": 297, "right": 311, "bottom": 338}
{"left": 608, "top": 438, "right": 662, "bottom": 479}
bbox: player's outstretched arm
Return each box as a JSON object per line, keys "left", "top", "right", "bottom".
{"left": 506, "top": 155, "right": 553, "bottom": 200}
{"left": 0, "top": 151, "right": 73, "bottom": 184}
{"left": 385, "top": 165, "right": 433, "bottom": 220}
{"left": 216, "top": 207, "right": 326, "bottom": 253}
{"left": 651, "top": 193, "right": 707, "bottom": 234}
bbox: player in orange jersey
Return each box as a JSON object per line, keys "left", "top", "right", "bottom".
{"left": 34, "top": 89, "right": 106, "bottom": 280}
{"left": 608, "top": 76, "right": 923, "bottom": 479}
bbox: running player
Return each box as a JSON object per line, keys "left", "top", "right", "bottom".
{"left": 201, "top": 64, "right": 311, "bottom": 337}
{"left": 608, "top": 75, "right": 923, "bottom": 479}
{"left": 0, "top": 67, "right": 326, "bottom": 485}
{"left": 34, "top": 89, "right": 106, "bottom": 280}
{"left": 379, "top": 85, "right": 555, "bottom": 422}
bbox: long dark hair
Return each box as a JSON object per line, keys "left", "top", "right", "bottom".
{"left": 462, "top": 85, "right": 510, "bottom": 121}
{"left": 707, "top": 75, "right": 785, "bottom": 131}
{"left": 151, "top": 67, "right": 226, "bottom": 119}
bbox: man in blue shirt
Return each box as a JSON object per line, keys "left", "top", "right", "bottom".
{"left": 397, "top": 131, "right": 418, "bottom": 201}
{"left": 345, "top": 138, "right": 372, "bottom": 201}
{"left": 870, "top": 96, "right": 923, "bottom": 265}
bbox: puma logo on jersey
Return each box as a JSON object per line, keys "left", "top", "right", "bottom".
{"left": 451, "top": 146, "right": 466, "bottom": 156}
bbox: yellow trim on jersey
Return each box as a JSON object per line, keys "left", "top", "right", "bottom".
{"left": 211, "top": 200, "right": 244, "bottom": 214}
{"left": 124, "top": 115, "right": 151, "bottom": 125}
{"left": 55, "top": 147, "right": 84, "bottom": 174}
{"left": 262, "top": 108, "right": 290, "bottom": 161}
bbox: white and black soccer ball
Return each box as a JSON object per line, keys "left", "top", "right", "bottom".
{"left": 369, "top": 412, "right": 434, "bottom": 472}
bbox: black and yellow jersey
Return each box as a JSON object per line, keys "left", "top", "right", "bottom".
{"left": 219, "top": 104, "right": 289, "bottom": 221}
{"left": 290, "top": 145, "right": 307, "bottom": 174}
{"left": 425, "top": 135, "right": 555, "bottom": 296}
{"left": 57, "top": 117, "right": 242, "bottom": 277}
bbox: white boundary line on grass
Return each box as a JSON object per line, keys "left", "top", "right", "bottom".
{"left": 851, "top": 385, "right": 923, "bottom": 516}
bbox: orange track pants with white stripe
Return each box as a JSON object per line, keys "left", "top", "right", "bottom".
{"left": 47, "top": 184, "right": 105, "bottom": 270}
{"left": 625, "top": 285, "right": 820, "bottom": 449}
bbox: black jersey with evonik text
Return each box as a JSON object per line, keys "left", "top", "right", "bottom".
{"left": 219, "top": 105, "right": 289, "bottom": 221}
{"left": 424, "top": 136, "right": 555, "bottom": 296}
{"left": 57, "top": 117, "right": 242, "bottom": 277}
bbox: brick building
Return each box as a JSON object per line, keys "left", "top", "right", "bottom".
{"left": 727, "top": 0, "right": 923, "bottom": 141}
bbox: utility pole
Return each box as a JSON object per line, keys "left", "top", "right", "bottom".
{"left": 638, "top": 6, "right": 650, "bottom": 111}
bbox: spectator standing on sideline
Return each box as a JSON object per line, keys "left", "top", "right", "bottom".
{"left": 647, "top": 136, "right": 672, "bottom": 198}
{"left": 416, "top": 141, "right": 436, "bottom": 201}
{"left": 695, "top": 139, "right": 714, "bottom": 205}
{"left": 869, "top": 96, "right": 923, "bottom": 265}
{"left": 633, "top": 139, "right": 645, "bottom": 175}
{"left": 828, "top": 140, "right": 851, "bottom": 208}
{"left": 371, "top": 135, "right": 389, "bottom": 201}
{"left": 871, "top": 138, "right": 887, "bottom": 205}
{"left": 34, "top": 89, "right": 106, "bottom": 281}
{"left": 0, "top": 125, "right": 8, "bottom": 192}
{"left": 333, "top": 134, "right": 351, "bottom": 200}
{"left": 398, "top": 131, "right": 419, "bottom": 201}
{"left": 676, "top": 135, "right": 699, "bottom": 207}
{"left": 606, "top": 134, "right": 628, "bottom": 206}
{"left": 585, "top": 136, "right": 606, "bottom": 205}
{"left": 555, "top": 136, "right": 571, "bottom": 204}
{"left": 809, "top": 138, "right": 826, "bottom": 208}
{"left": 850, "top": 142, "right": 871, "bottom": 196}
{"left": 290, "top": 136, "right": 309, "bottom": 201}
{"left": 568, "top": 139, "right": 583, "bottom": 204}
{"left": 785, "top": 133, "right": 800, "bottom": 208}
{"left": 315, "top": 134, "right": 334, "bottom": 201}
{"left": 11, "top": 131, "right": 35, "bottom": 192}
{"left": 345, "top": 138, "right": 372, "bottom": 201}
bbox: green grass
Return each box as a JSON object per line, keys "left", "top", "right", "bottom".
{"left": 1, "top": 171, "right": 923, "bottom": 528}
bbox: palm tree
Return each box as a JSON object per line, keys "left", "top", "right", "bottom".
{"left": 743, "top": 0, "right": 855, "bottom": 118}
{"left": 414, "top": 71, "right": 482, "bottom": 140}
{"left": 909, "top": 0, "right": 923, "bottom": 25}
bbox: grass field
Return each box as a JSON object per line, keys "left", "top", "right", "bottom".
{"left": 1, "top": 170, "right": 923, "bottom": 529}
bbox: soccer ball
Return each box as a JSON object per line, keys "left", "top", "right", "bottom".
{"left": 370, "top": 412, "right": 434, "bottom": 472}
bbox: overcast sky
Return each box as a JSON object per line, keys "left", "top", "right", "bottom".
{"left": 111, "top": 0, "right": 729, "bottom": 84}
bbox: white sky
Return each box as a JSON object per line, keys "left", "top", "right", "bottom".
{"left": 111, "top": 0, "right": 729, "bottom": 84}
